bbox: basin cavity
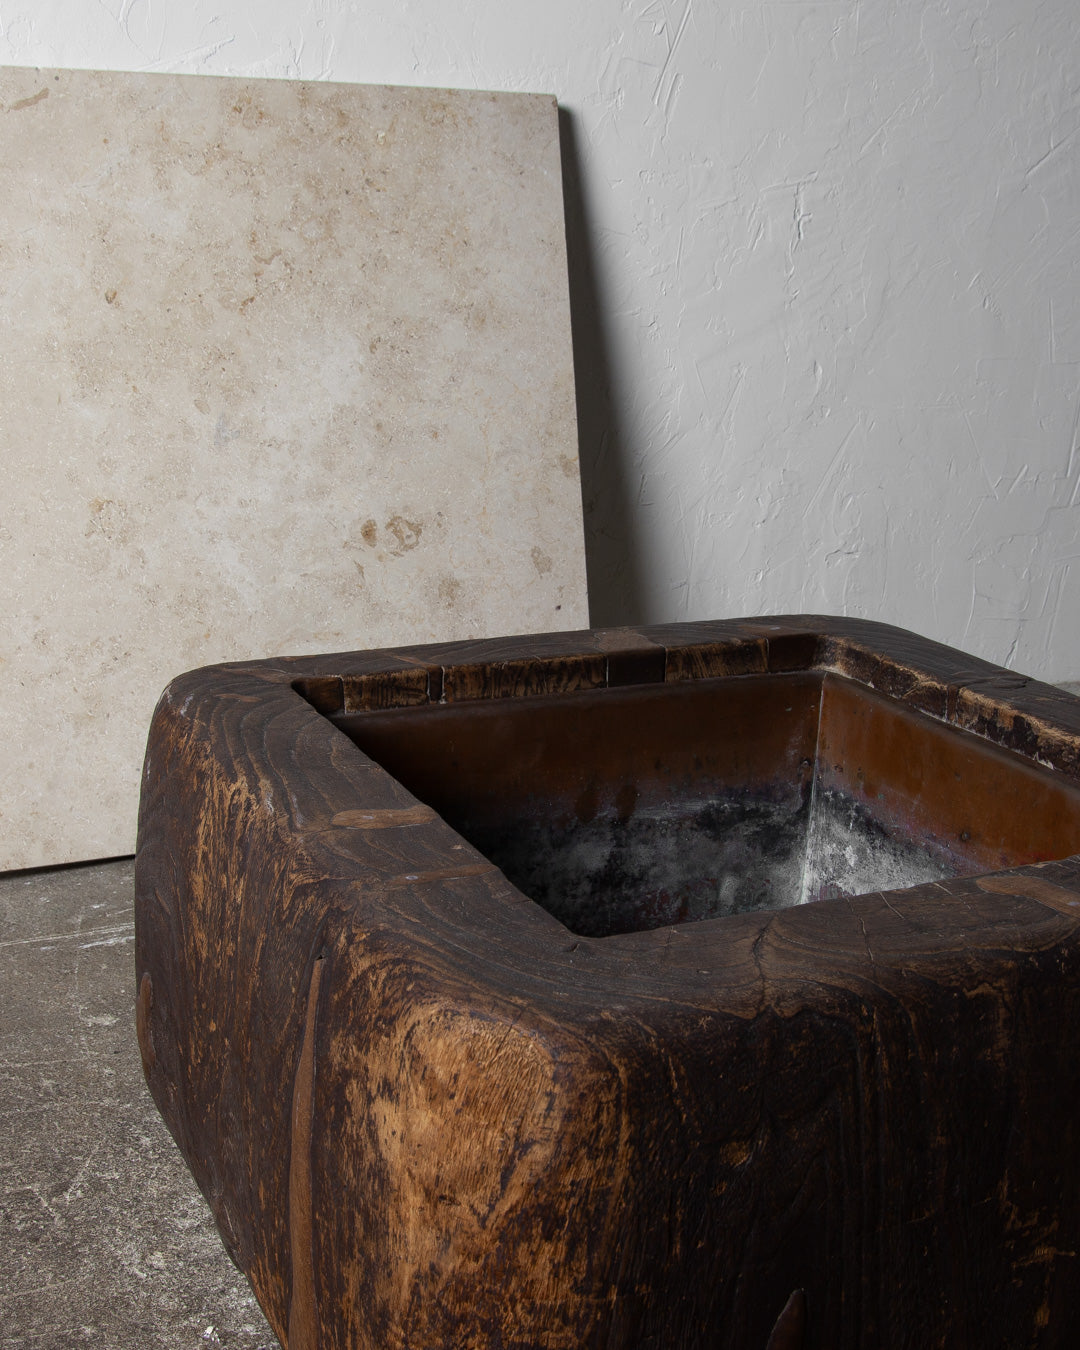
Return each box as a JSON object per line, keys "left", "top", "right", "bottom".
{"left": 327, "top": 670, "right": 1080, "bottom": 937}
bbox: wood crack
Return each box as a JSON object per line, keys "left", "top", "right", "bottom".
{"left": 288, "top": 955, "right": 325, "bottom": 1350}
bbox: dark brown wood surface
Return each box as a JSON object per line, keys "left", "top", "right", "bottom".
{"left": 134, "top": 617, "right": 1080, "bottom": 1349}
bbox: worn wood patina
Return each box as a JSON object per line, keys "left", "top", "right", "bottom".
{"left": 134, "top": 617, "right": 1080, "bottom": 1348}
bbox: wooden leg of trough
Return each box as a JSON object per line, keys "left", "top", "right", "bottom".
{"left": 288, "top": 955, "right": 325, "bottom": 1350}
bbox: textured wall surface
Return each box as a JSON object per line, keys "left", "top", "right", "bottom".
{"left": 0, "top": 1, "right": 1077, "bottom": 684}
{"left": 0, "top": 66, "right": 584, "bottom": 869}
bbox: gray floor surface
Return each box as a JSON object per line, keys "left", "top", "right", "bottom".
{"left": 0, "top": 859, "right": 278, "bottom": 1349}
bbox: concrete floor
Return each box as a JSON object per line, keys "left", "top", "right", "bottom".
{"left": 0, "top": 859, "right": 278, "bottom": 1349}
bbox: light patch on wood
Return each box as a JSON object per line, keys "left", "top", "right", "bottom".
{"left": 975, "top": 872, "right": 1080, "bottom": 916}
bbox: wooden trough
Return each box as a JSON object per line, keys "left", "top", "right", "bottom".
{"left": 134, "top": 617, "right": 1080, "bottom": 1348}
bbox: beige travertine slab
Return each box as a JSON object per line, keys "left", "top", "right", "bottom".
{"left": 0, "top": 67, "right": 586, "bottom": 871}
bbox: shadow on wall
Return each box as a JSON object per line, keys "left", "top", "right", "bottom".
{"left": 559, "top": 108, "right": 645, "bottom": 628}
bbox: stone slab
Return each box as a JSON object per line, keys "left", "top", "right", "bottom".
{"left": 0, "top": 859, "right": 277, "bottom": 1349}
{"left": 0, "top": 66, "right": 586, "bottom": 870}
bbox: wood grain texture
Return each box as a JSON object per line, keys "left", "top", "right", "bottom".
{"left": 135, "top": 618, "right": 1080, "bottom": 1349}
{"left": 288, "top": 956, "right": 324, "bottom": 1350}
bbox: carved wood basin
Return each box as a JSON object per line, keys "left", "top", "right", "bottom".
{"left": 134, "top": 617, "right": 1080, "bottom": 1349}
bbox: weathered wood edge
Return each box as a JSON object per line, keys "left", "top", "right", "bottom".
{"left": 204, "top": 616, "right": 1080, "bottom": 779}
{"left": 134, "top": 617, "right": 1080, "bottom": 1349}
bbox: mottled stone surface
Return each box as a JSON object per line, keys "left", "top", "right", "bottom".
{"left": 0, "top": 859, "right": 278, "bottom": 1349}
{"left": 0, "top": 66, "right": 586, "bottom": 870}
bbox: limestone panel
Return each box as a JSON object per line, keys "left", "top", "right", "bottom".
{"left": 0, "top": 67, "right": 586, "bottom": 869}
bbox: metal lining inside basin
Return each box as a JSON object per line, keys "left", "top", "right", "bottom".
{"left": 321, "top": 671, "right": 1080, "bottom": 937}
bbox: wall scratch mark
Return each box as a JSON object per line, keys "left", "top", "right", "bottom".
{"left": 1026, "top": 124, "right": 1080, "bottom": 180}
{"left": 652, "top": 0, "right": 694, "bottom": 107}
{"left": 801, "top": 423, "right": 858, "bottom": 520}
{"left": 961, "top": 410, "right": 1000, "bottom": 501}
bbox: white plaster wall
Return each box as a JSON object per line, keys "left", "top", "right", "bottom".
{"left": 2, "top": 0, "right": 1078, "bottom": 679}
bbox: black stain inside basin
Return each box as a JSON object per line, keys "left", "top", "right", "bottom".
{"left": 317, "top": 672, "right": 1080, "bottom": 938}
{"left": 465, "top": 791, "right": 815, "bottom": 935}
{"left": 464, "top": 788, "right": 966, "bottom": 937}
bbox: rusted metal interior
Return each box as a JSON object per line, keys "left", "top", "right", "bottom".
{"left": 327, "top": 670, "right": 1080, "bottom": 937}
